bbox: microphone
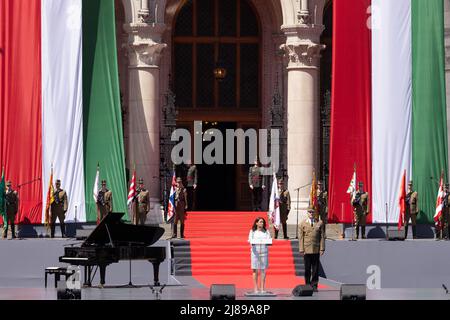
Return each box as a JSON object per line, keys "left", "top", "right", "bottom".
{"left": 443, "top": 284, "right": 448, "bottom": 294}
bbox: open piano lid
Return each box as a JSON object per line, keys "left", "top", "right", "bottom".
{"left": 82, "top": 212, "right": 165, "bottom": 247}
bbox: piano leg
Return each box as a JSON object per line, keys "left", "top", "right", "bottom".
{"left": 83, "top": 266, "right": 92, "bottom": 287}
{"left": 99, "top": 264, "right": 107, "bottom": 287}
{"left": 151, "top": 261, "right": 161, "bottom": 286}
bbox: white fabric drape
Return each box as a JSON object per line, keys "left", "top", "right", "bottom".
{"left": 371, "top": 0, "right": 412, "bottom": 223}
{"left": 41, "top": 0, "right": 86, "bottom": 222}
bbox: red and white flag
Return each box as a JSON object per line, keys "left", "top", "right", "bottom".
{"left": 127, "top": 169, "right": 136, "bottom": 207}
{"left": 167, "top": 171, "right": 177, "bottom": 223}
{"left": 434, "top": 173, "right": 445, "bottom": 227}
{"left": 398, "top": 170, "right": 406, "bottom": 230}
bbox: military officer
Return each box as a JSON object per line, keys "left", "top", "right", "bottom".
{"left": 248, "top": 159, "right": 265, "bottom": 211}
{"left": 185, "top": 160, "right": 198, "bottom": 211}
{"left": 96, "top": 180, "right": 113, "bottom": 223}
{"left": 299, "top": 207, "right": 325, "bottom": 291}
{"left": 404, "top": 181, "right": 419, "bottom": 239}
{"left": 317, "top": 181, "right": 328, "bottom": 224}
{"left": 172, "top": 177, "right": 188, "bottom": 239}
{"left": 275, "top": 179, "right": 290, "bottom": 239}
{"left": 3, "top": 181, "right": 18, "bottom": 239}
{"left": 352, "top": 182, "right": 369, "bottom": 239}
{"left": 135, "top": 178, "right": 150, "bottom": 225}
{"left": 50, "top": 179, "right": 68, "bottom": 238}
{"left": 440, "top": 183, "right": 450, "bottom": 240}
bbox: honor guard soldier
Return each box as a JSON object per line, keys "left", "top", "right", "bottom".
{"left": 248, "top": 159, "right": 265, "bottom": 211}
{"left": 404, "top": 181, "right": 419, "bottom": 239}
{"left": 172, "top": 177, "right": 188, "bottom": 239}
{"left": 186, "top": 160, "right": 198, "bottom": 211}
{"left": 352, "top": 182, "right": 369, "bottom": 239}
{"left": 50, "top": 179, "right": 68, "bottom": 238}
{"left": 96, "top": 180, "right": 113, "bottom": 223}
{"left": 299, "top": 207, "right": 325, "bottom": 292}
{"left": 3, "top": 181, "right": 18, "bottom": 239}
{"left": 135, "top": 178, "right": 149, "bottom": 225}
{"left": 440, "top": 183, "right": 450, "bottom": 240}
{"left": 317, "top": 181, "right": 328, "bottom": 224}
{"left": 275, "top": 179, "right": 290, "bottom": 239}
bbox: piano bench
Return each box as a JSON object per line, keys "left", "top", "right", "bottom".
{"left": 45, "top": 267, "right": 75, "bottom": 289}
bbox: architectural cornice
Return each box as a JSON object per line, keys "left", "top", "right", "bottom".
{"left": 280, "top": 42, "right": 325, "bottom": 69}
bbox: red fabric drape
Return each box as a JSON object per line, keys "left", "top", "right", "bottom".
{"left": 329, "top": 0, "right": 372, "bottom": 224}
{"left": 0, "top": 0, "right": 42, "bottom": 224}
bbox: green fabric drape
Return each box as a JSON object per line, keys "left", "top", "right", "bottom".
{"left": 412, "top": 0, "right": 448, "bottom": 223}
{"left": 82, "top": 0, "right": 127, "bottom": 221}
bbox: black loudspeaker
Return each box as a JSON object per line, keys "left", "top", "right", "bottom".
{"left": 292, "top": 284, "right": 314, "bottom": 297}
{"left": 387, "top": 227, "right": 405, "bottom": 241}
{"left": 340, "top": 284, "right": 366, "bottom": 300}
{"left": 210, "top": 284, "right": 236, "bottom": 300}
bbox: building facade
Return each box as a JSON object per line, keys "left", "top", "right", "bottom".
{"left": 115, "top": 0, "right": 450, "bottom": 223}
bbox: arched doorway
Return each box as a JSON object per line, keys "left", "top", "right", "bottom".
{"left": 172, "top": 0, "right": 261, "bottom": 211}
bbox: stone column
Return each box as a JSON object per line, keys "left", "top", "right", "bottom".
{"left": 125, "top": 23, "right": 167, "bottom": 216}
{"left": 281, "top": 25, "right": 325, "bottom": 225}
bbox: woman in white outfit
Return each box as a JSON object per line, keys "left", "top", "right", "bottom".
{"left": 248, "top": 217, "right": 272, "bottom": 293}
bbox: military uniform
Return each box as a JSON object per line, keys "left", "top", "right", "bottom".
{"left": 441, "top": 187, "right": 450, "bottom": 239}
{"left": 135, "top": 185, "right": 150, "bottom": 226}
{"left": 275, "top": 186, "right": 290, "bottom": 239}
{"left": 186, "top": 165, "right": 197, "bottom": 211}
{"left": 317, "top": 189, "right": 328, "bottom": 224}
{"left": 404, "top": 185, "right": 418, "bottom": 239}
{"left": 97, "top": 182, "right": 113, "bottom": 223}
{"left": 352, "top": 188, "right": 369, "bottom": 239}
{"left": 50, "top": 187, "right": 68, "bottom": 238}
{"left": 248, "top": 165, "right": 265, "bottom": 211}
{"left": 3, "top": 184, "right": 18, "bottom": 239}
{"left": 172, "top": 182, "right": 188, "bottom": 239}
{"left": 299, "top": 212, "right": 325, "bottom": 290}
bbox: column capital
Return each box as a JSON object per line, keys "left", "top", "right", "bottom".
{"left": 280, "top": 24, "right": 325, "bottom": 69}
{"left": 124, "top": 23, "right": 167, "bottom": 68}
{"left": 127, "top": 41, "right": 167, "bottom": 68}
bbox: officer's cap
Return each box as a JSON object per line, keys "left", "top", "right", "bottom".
{"left": 101, "top": 180, "right": 107, "bottom": 184}
{"left": 408, "top": 181, "right": 413, "bottom": 186}
{"left": 6, "top": 181, "right": 11, "bottom": 186}
{"left": 307, "top": 207, "right": 315, "bottom": 213}
{"left": 358, "top": 181, "right": 364, "bottom": 186}
{"left": 56, "top": 179, "right": 61, "bottom": 184}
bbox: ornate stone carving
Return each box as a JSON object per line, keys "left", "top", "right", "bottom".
{"left": 280, "top": 42, "right": 325, "bottom": 68}
{"left": 128, "top": 42, "right": 167, "bottom": 67}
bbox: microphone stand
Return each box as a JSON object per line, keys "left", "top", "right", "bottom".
{"left": 385, "top": 203, "right": 389, "bottom": 240}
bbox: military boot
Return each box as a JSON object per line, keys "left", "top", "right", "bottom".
{"left": 355, "top": 226, "right": 359, "bottom": 239}
{"left": 283, "top": 223, "right": 289, "bottom": 239}
{"left": 412, "top": 226, "right": 417, "bottom": 239}
{"left": 404, "top": 225, "right": 409, "bottom": 239}
{"left": 11, "top": 224, "right": 15, "bottom": 239}
{"left": 50, "top": 224, "right": 56, "bottom": 238}
{"left": 60, "top": 223, "right": 66, "bottom": 238}
{"left": 180, "top": 224, "right": 185, "bottom": 239}
{"left": 274, "top": 229, "right": 279, "bottom": 239}
{"left": 361, "top": 226, "right": 366, "bottom": 239}
{"left": 171, "top": 223, "right": 177, "bottom": 239}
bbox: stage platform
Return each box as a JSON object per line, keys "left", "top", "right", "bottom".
{"left": 0, "top": 238, "right": 449, "bottom": 299}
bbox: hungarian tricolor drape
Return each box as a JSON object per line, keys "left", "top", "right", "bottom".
{"left": 0, "top": 0, "right": 127, "bottom": 224}
{"left": 330, "top": 0, "right": 448, "bottom": 224}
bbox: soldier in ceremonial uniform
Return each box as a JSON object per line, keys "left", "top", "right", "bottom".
{"left": 440, "top": 183, "right": 450, "bottom": 240}
{"left": 352, "top": 182, "right": 369, "bottom": 239}
{"left": 248, "top": 159, "right": 265, "bottom": 211}
{"left": 3, "top": 181, "right": 18, "bottom": 239}
{"left": 404, "top": 181, "right": 419, "bottom": 239}
{"left": 299, "top": 207, "right": 325, "bottom": 291}
{"left": 96, "top": 180, "right": 113, "bottom": 223}
{"left": 275, "top": 179, "right": 290, "bottom": 239}
{"left": 50, "top": 179, "right": 68, "bottom": 238}
{"left": 185, "top": 161, "right": 198, "bottom": 211}
{"left": 172, "top": 177, "right": 188, "bottom": 239}
{"left": 135, "top": 178, "right": 150, "bottom": 225}
{"left": 317, "top": 181, "right": 328, "bottom": 224}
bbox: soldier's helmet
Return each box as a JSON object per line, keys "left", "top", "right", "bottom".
{"left": 6, "top": 181, "right": 11, "bottom": 187}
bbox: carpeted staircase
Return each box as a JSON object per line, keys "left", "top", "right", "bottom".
{"left": 171, "top": 212, "right": 315, "bottom": 289}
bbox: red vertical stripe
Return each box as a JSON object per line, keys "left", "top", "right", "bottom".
{"left": 0, "top": 0, "right": 42, "bottom": 224}
{"left": 329, "top": 0, "right": 372, "bottom": 224}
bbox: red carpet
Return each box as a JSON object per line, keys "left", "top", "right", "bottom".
{"left": 185, "top": 212, "right": 328, "bottom": 289}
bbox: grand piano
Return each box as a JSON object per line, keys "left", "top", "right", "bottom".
{"left": 59, "top": 212, "right": 166, "bottom": 287}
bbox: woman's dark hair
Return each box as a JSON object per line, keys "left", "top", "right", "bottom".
{"left": 252, "top": 217, "right": 267, "bottom": 232}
